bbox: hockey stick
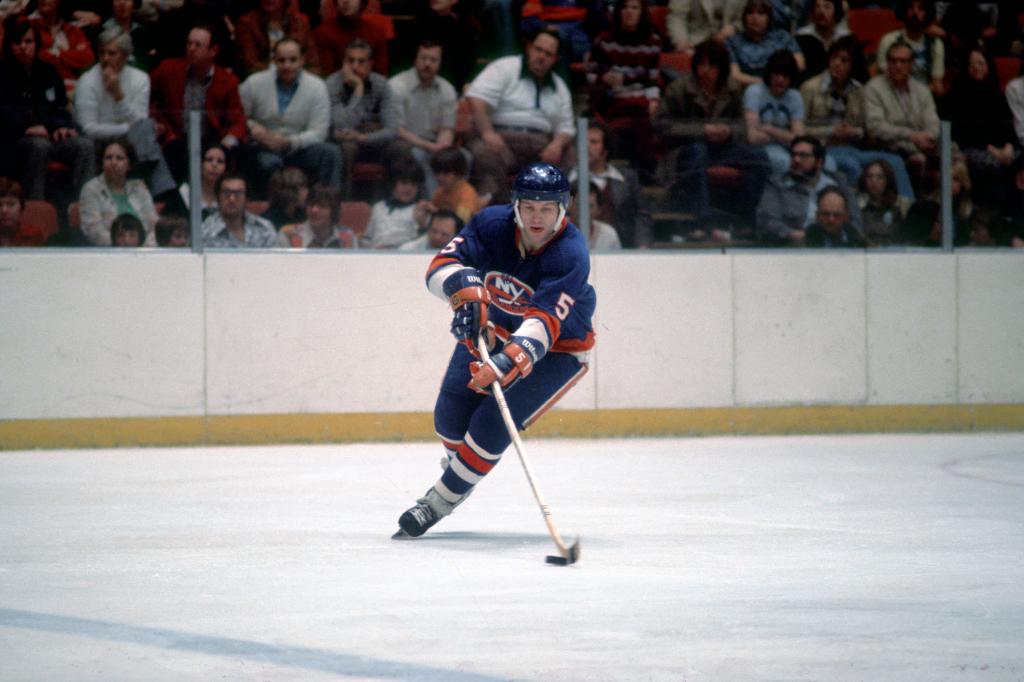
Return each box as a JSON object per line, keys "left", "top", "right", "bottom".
{"left": 477, "top": 335, "right": 580, "bottom": 566}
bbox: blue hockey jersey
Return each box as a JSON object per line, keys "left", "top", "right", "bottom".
{"left": 426, "top": 205, "right": 596, "bottom": 357}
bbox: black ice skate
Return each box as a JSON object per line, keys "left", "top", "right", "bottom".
{"left": 396, "top": 488, "right": 455, "bottom": 538}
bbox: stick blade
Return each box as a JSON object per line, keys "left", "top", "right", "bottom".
{"left": 545, "top": 537, "right": 581, "bottom": 566}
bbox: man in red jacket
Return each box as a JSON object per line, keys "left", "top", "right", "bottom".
{"left": 150, "top": 24, "right": 248, "bottom": 185}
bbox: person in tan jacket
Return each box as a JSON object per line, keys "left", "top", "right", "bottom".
{"left": 863, "top": 39, "right": 940, "bottom": 184}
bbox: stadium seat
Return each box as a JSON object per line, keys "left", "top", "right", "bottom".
{"left": 995, "top": 56, "right": 1021, "bottom": 92}
{"left": 22, "top": 200, "right": 58, "bottom": 240}
{"left": 340, "top": 200, "right": 371, "bottom": 236}
{"left": 649, "top": 5, "right": 669, "bottom": 42}
{"left": 68, "top": 201, "right": 79, "bottom": 229}
{"left": 847, "top": 8, "right": 902, "bottom": 58}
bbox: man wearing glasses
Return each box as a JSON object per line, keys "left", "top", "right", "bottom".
{"left": 755, "top": 135, "right": 862, "bottom": 246}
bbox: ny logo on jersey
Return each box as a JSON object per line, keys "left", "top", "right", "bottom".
{"left": 485, "top": 272, "right": 534, "bottom": 315}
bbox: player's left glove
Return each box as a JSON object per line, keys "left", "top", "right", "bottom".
{"left": 468, "top": 339, "right": 537, "bottom": 393}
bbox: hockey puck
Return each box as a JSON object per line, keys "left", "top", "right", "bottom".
{"left": 545, "top": 555, "right": 569, "bottom": 565}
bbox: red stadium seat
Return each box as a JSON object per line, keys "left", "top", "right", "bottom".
{"left": 649, "top": 5, "right": 669, "bottom": 41}
{"left": 340, "top": 200, "right": 371, "bottom": 237}
{"left": 246, "top": 200, "right": 270, "bottom": 216}
{"left": 847, "top": 8, "right": 902, "bottom": 58}
{"left": 68, "top": 201, "right": 80, "bottom": 229}
{"left": 995, "top": 56, "right": 1022, "bottom": 92}
{"left": 22, "top": 200, "right": 58, "bottom": 240}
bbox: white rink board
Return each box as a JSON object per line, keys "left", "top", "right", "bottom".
{"left": 733, "top": 253, "right": 867, "bottom": 405}
{"left": 866, "top": 254, "right": 957, "bottom": 404}
{"left": 2, "top": 251, "right": 1023, "bottom": 421}
{"left": 957, "top": 252, "right": 1024, "bottom": 404}
{"left": 0, "top": 252, "right": 205, "bottom": 419}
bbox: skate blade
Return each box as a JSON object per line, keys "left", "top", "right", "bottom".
{"left": 391, "top": 528, "right": 415, "bottom": 540}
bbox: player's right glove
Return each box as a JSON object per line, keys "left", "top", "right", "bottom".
{"left": 442, "top": 267, "right": 492, "bottom": 345}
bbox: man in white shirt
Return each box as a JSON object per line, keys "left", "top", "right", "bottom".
{"left": 74, "top": 25, "right": 176, "bottom": 197}
{"left": 388, "top": 39, "right": 458, "bottom": 195}
{"left": 465, "top": 26, "right": 575, "bottom": 203}
{"left": 239, "top": 38, "right": 342, "bottom": 198}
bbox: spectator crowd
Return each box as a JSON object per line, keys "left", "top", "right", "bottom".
{"left": 1, "top": 0, "right": 1023, "bottom": 250}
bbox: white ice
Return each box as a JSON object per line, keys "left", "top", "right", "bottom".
{"left": 1, "top": 434, "right": 1023, "bottom": 681}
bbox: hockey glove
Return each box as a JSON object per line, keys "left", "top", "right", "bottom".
{"left": 443, "top": 267, "right": 492, "bottom": 344}
{"left": 468, "top": 341, "right": 535, "bottom": 393}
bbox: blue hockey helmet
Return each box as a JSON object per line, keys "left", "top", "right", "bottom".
{"left": 511, "top": 163, "right": 571, "bottom": 208}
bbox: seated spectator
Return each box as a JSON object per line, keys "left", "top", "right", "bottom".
{"left": 27, "top": 0, "right": 95, "bottom": 96}
{"left": 263, "top": 166, "right": 309, "bottom": 230}
{"left": 0, "top": 21, "right": 94, "bottom": 203}
{"left": 1007, "top": 64, "right": 1024, "bottom": 149}
{"left": 202, "top": 173, "right": 278, "bottom": 248}
{"left": 665, "top": 0, "right": 744, "bottom": 54}
{"left": 794, "top": 0, "right": 850, "bottom": 81}
{"left": 102, "top": 0, "right": 158, "bottom": 71}
{"left": 148, "top": 0, "right": 237, "bottom": 72}
{"left": 388, "top": 40, "right": 458, "bottom": 197}
{"left": 586, "top": 0, "right": 663, "bottom": 121}
{"left": 239, "top": 37, "right": 342, "bottom": 198}
{"left": 942, "top": 46, "right": 1018, "bottom": 209}
{"left": 466, "top": 26, "right": 575, "bottom": 203}
{"left": 179, "top": 143, "right": 229, "bottom": 219}
{"left": 520, "top": 0, "right": 606, "bottom": 66}
{"left": 726, "top": 0, "right": 804, "bottom": 87}
{"left": 805, "top": 186, "right": 865, "bottom": 247}
{"left": 657, "top": 39, "right": 769, "bottom": 233}
{"left": 150, "top": 24, "right": 247, "bottom": 187}
{"left": 569, "top": 121, "right": 654, "bottom": 248}
{"left": 155, "top": 213, "right": 190, "bottom": 247}
{"left": 278, "top": 183, "right": 358, "bottom": 248}
{"left": 0, "top": 178, "right": 47, "bottom": 247}
{"left": 876, "top": 0, "right": 945, "bottom": 96}
{"left": 397, "top": 207, "right": 462, "bottom": 251}
{"left": 110, "top": 212, "right": 145, "bottom": 246}
{"left": 362, "top": 160, "right": 429, "bottom": 248}
{"left": 744, "top": 49, "right": 806, "bottom": 175}
{"left": 755, "top": 134, "right": 861, "bottom": 245}
{"left": 314, "top": 0, "right": 392, "bottom": 76}
{"left": 235, "top": 0, "right": 318, "bottom": 78}
{"left": 74, "top": 25, "right": 176, "bottom": 198}
{"left": 404, "top": 0, "right": 480, "bottom": 93}
{"left": 570, "top": 181, "right": 622, "bottom": 250}
{"left": 864, "top": 40, "right": 940, "bottom": 189}
{"left": 78, "top": 137, "right": 158, "bottom": 246}
{"left": 325, "top": 38, "right": 398, "bottom": 198}
{"left": 857, "top": 159, "right": 911, "bottom": 247}
{"left": 428, "top": 147, "right": 479, "bottom": 225}
{"left": 800, "top": 35, "right": 914, "bottom": 198}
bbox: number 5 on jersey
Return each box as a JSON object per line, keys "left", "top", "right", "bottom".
{"left": 555, "top": 292, "right": 576, "bottom": 320}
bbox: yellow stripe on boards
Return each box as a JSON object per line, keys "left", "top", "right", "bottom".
{"left": 2, "top": 405, "right": 1023, "bottom": 451}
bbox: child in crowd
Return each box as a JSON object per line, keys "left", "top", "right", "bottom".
{"left": 279, "top": 184, "right": 359, "bottom": 248}
{"left": 362, "top": 160, "right": 429, "bottom": 249}
{"left": 110, "top": 213, "right": 147, "bottom": 247}
{"left": 427, "top": 147, "right": 480, "bottom": 225}
{"left": 0, "top": 178, "right": 46, "bottom": 247}
{"left": 156, "top": 215, "right": 190, "bottom": 247}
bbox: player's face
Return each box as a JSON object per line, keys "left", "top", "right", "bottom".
{"left": 517, "top": 199, "right": 561, "bottom": 250}
{"left": 0, "top": 196, "right": 21, "bottom": 230}
{"left": 414, "top": 46, "right": 441, "bottom": 82}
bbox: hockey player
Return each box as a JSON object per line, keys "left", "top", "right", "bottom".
{"left": 396, "top": 162, "right": 597, "bottom": 538}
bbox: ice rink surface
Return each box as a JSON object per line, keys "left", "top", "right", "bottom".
{"left": 1, "top": 433, "right": 1023, "bottom": 681}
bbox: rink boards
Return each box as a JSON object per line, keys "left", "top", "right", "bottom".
{"left": 1, "top": 250, "right": 1022, "bottom": 448}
